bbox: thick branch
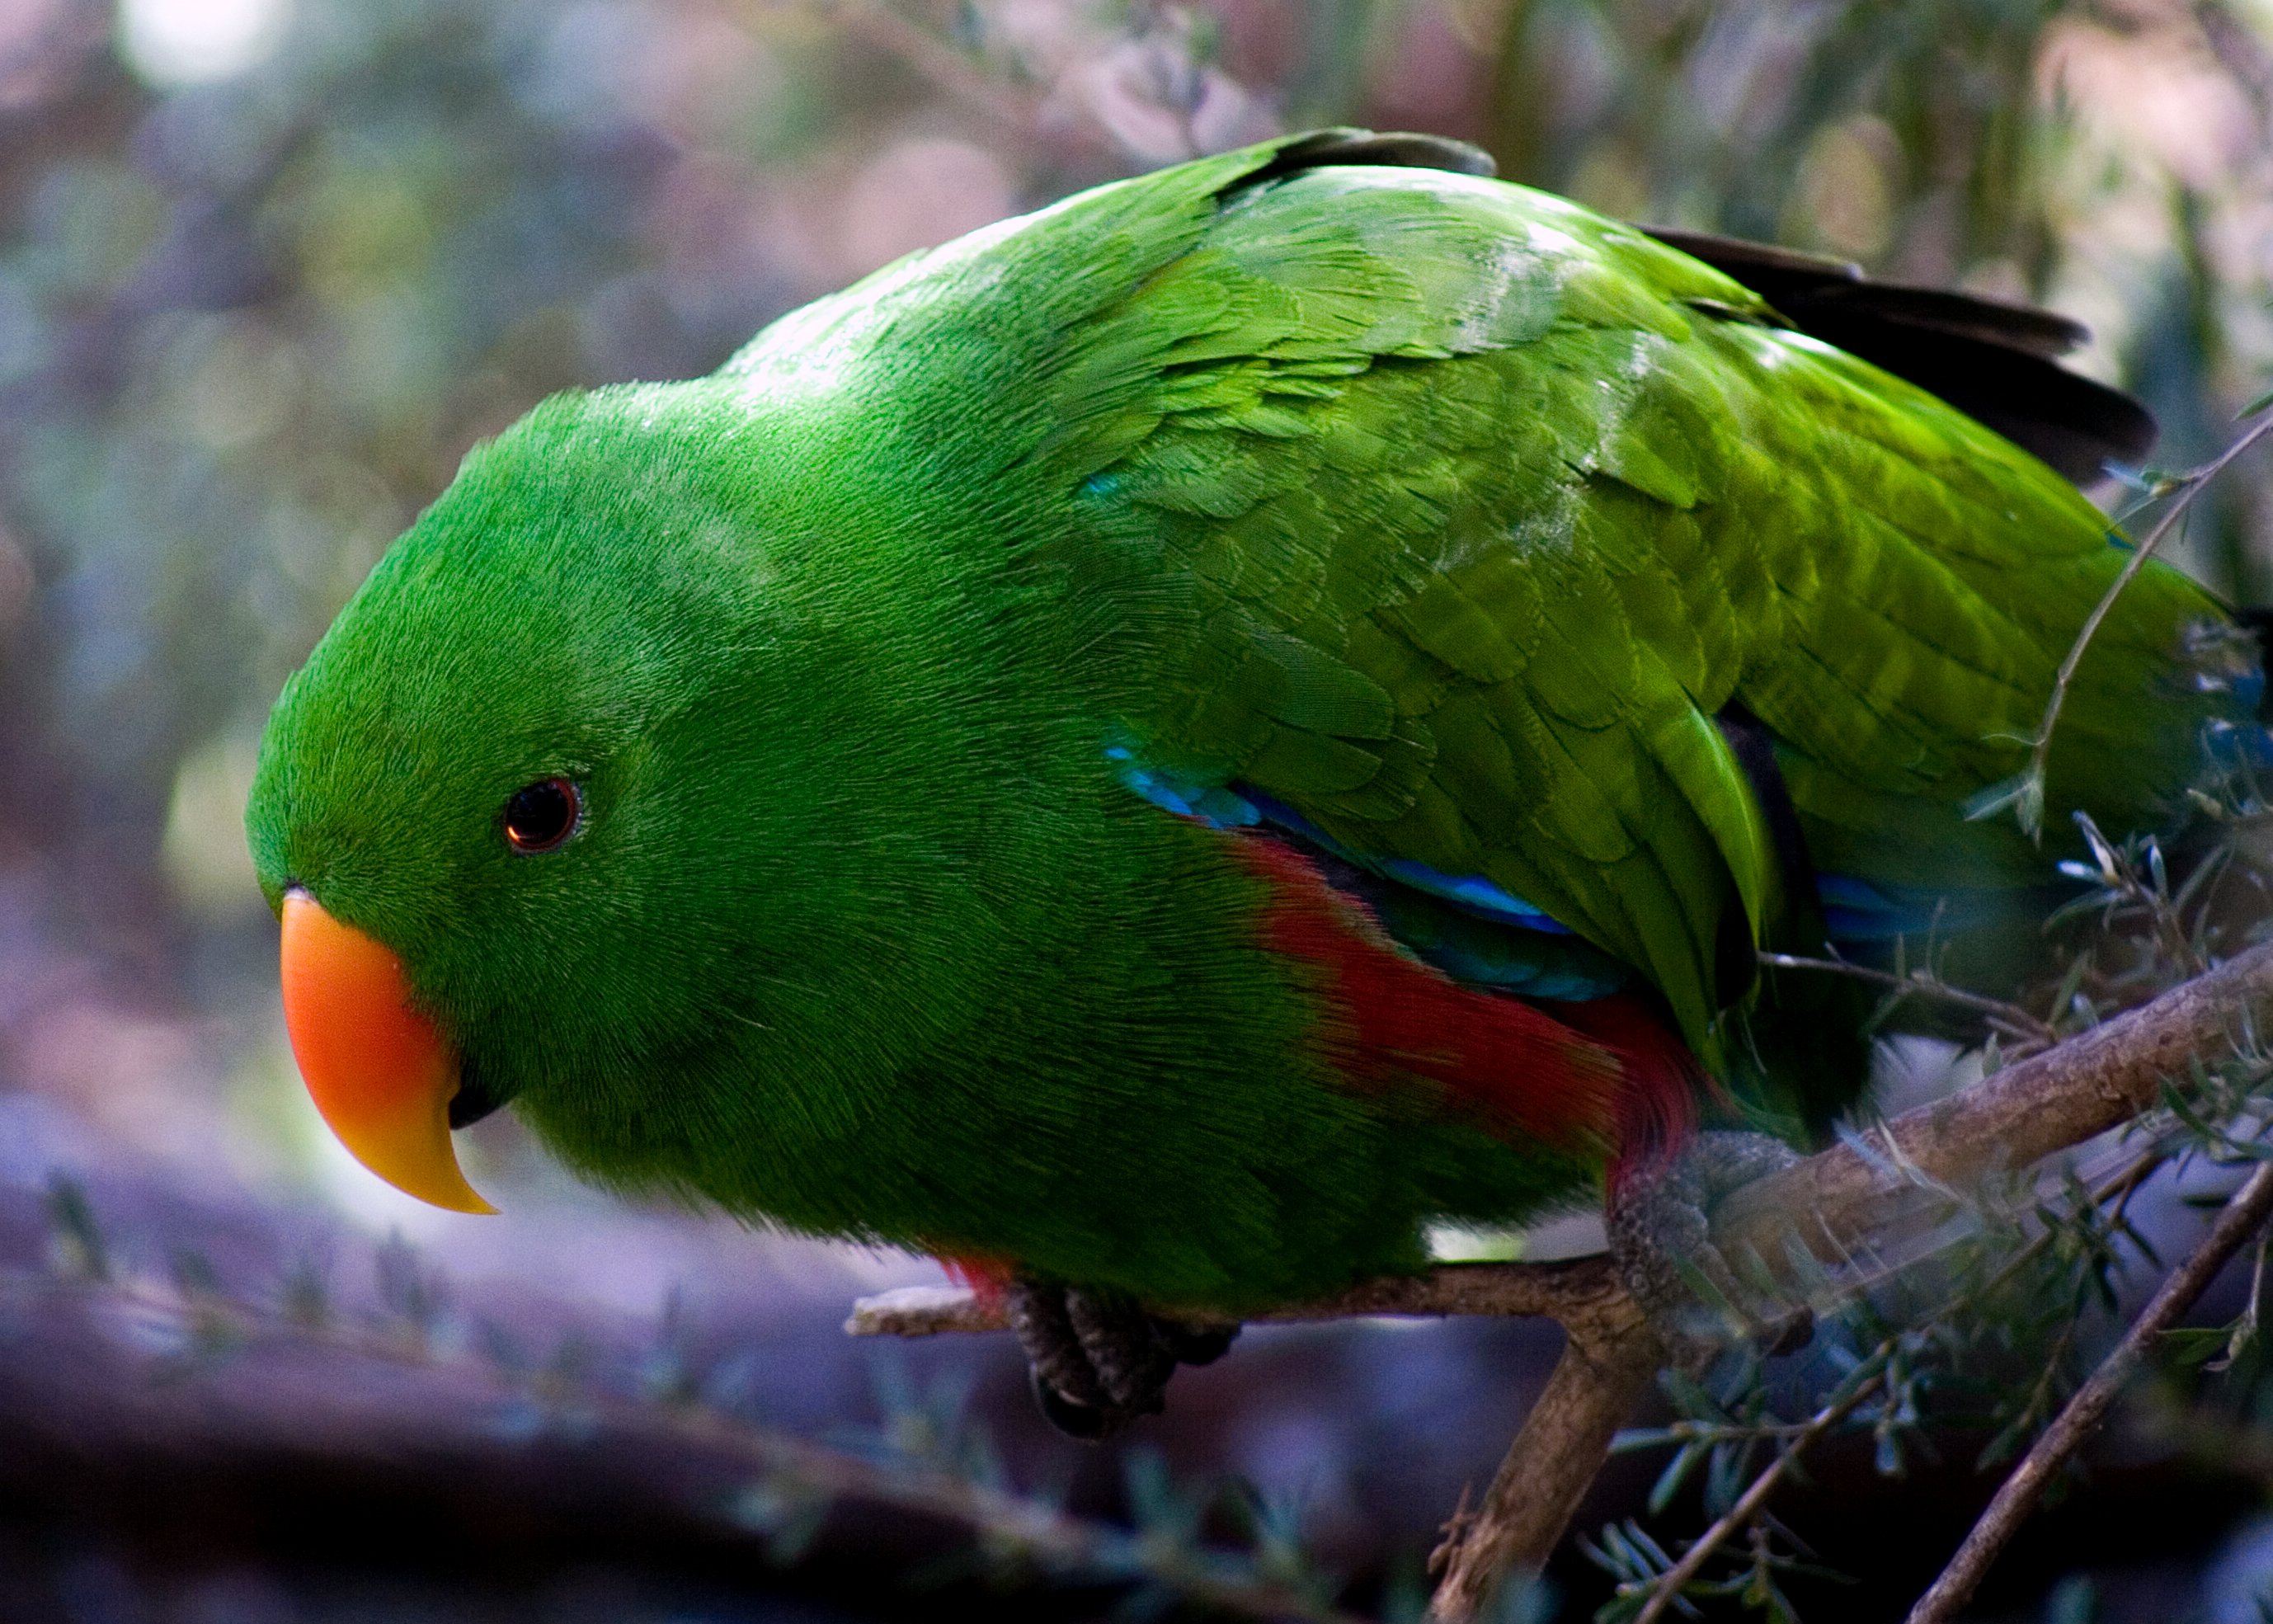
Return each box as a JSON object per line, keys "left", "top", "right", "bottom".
{"left": 1714, "top": 937, "right": 2273, "bottom": 1270}
{"left": 1426, "top": 1307, "right": 1663, "bottom": 1622}
{"left": 6, "top": 1268, "right": 1360, "bottom": 1624}
{"left": 856, "top": 940, "right": 2273, "bottom": 1343}
{"left": 853, "top": 1258, "right": 1659, "bottom": 1624}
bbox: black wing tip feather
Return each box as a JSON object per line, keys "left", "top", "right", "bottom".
{"left": 1222, "top": 131, "right": 2153, "bottom": 485}
{"left": 1645, "top": 226, "right": 2090, "bottom": 358}
{"left": 1228, "top": 128, "right": 1497, "bottom": 196}
{"left": 1644, "top": 224, "right": 2155, "bottom": 484}
{"left": 1641, "top": 227, "right": 1866, "bottom": 291}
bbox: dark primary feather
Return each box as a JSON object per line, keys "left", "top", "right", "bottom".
{"left": 1218, "top": 130, "right": 2157, "bottom": 487}
{"left": 1641, "top": 226, "right": 2157, "bottom": 484}
{"left": 1227, "top": 129, "right": 1499, "bottom": 193}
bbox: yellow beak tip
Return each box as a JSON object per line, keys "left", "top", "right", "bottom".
{"left": 280, "top": 890, "right": 501, "bottom": 1218}
{"left": 428, "top": 1184, "right": 501, "bottom": 1217}
{"left": 365, "top": 1156, "right": 499, "bottom": 1216}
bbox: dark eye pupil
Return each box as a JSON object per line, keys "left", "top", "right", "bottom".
{"left": 503, "top": 779, "right": 580, "bottom": 852}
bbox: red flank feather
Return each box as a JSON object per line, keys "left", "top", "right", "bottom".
{"left": 1553, "top": 992, "right": 1706, "bottom": 1186}
{"left": 1230, "top": 835, "right": 1668, "bottom": 1157}
{"left": 936, "top": 1253, "right": 1014, "bottom": 1308}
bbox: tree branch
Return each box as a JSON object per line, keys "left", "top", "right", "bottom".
{"left": 8, "top": 1265, "right": 1363, "bottom": 1624}
{"left": 1713, "top": 937, "right": 2273, "bottom": 1272}
{"left": 846, "top": 937, "right": 2273, "bottom": 1619}
{"left": 852, "top": 1259, "right": 1656, "bottom": 1624}
{"left": 1904, "top": 1156, "right": 2273, "bottom": 1623}
{"left": 854, "top": 939, "right": 2273, "bottom": 1344}
{"left": 847, "top": 1253, "right": 1635, "bottom": 1339}
{"left": 1428, "top": 1308, "right": 1663, "bottom": 1622}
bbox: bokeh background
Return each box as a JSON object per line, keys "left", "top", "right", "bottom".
{"left": 4, "top": 2, "right": 2273, "bottom": 1620}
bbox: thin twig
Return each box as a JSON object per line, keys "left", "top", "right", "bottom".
{"left": 1640, "top": 1143, "right": 2165, "bottom": 1537}
{"left": 1631, "top": 1358, "right": 1893, "bottom": 1624}
{"left": 38, "top": 1269, "right": 1360, "bottom": 1624}
{"left": 2018, "top": 409, "right": 2273, "bottom": 840}
{"left": 1759, "top": 950, "right": 2059, "bottom": 1046}
{"left": 1904, "top": 1157, "right": 2273, "bottom": 1624}
{"left": 1913, "top": 1146, "right": 2170, "bottom": 1325}
{"left": 849, "top": 1254, "right": 1635, "bottom": 1338}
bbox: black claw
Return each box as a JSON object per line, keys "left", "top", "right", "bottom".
{"left": 1029, "top": 1368, "right": 1118, "bottom": 1441}
{"left": 1007, "top": 1276, "right": 1238, "bottom": 1440}
{"left": 1006, "top": 1277, "right": 1108, "bottom": 1413}
{"left": 1066, "top": 1287, "right": 1175, "bottom": 1414}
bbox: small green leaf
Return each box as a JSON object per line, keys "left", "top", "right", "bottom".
{"left": 2160, "top": 1325, "right": 2233, "bottom": 1367}
{"left": 1963, "top": 769, "right": 2045, "bottom": 840}
{"left": 1648, "top": 1443, "right": 1703, "bottom": 1515}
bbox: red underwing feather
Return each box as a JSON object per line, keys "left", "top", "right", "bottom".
{"left": 1229, "top": 835, "right": 1693, "bottom": 1159}
{"left": 1553, "top": 991, "right": 1707, "bottom": 1185}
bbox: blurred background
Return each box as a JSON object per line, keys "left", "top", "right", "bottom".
{"left": 3, "top": 1, "right": 2273, "bottom": 1620}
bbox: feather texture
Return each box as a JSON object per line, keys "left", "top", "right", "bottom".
{"left": 246, "top": 131, "right": 2247, "bottom": 1311}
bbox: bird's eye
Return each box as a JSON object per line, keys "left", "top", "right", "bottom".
{"left": 502, "top": 778, "right": 581, "bottom": 853}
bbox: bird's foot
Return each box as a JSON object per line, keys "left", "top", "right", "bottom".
{"left": 1610, "top": 1129, "right": 1814, "bottom": 1365}
{"left": 1005, "top": 1277, "right": 1238, "bottom": 1441}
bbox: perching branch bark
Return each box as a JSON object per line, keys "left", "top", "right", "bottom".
{"left": 847, "top": 1251, "right": 1635, "bottom": 1338}
{"left": 852, "top": 1253, "right": 1654, "bottom": 1622}
{"left": 850, "top": 937, "right": 2273, "bottom": 1334}
{"left": 846, "top": 936, "right": 2273, "bottom": 1621}
{"left": 1713, "top": 935, "right": 2273, "bottom": 1272}
{"left": 1423, "top": 1262, "right": 1661, "bottom": 1621}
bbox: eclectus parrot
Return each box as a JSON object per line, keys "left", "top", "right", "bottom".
{"left": 246, "top": 131, "right": 2252, "bottom": 1433}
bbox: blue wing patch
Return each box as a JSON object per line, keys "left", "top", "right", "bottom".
{"left": 1110, "top": 751, "right": 1626, "bottom": 997}
{"left": 1107, "top": 748, "right": 1265, "bottom": 830}
{"left": 1108, "top": 751, "right": 1575, "bottom": 932}
{"left": 1110, "top": 747, "right": 2059, "bottom": 984}
{"left": 1814, "top": 875, "right": 2023, "bottom": 942}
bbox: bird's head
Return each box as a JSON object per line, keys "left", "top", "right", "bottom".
{"left": 247, "top": 380, "right": 1024, "bottom": 1212}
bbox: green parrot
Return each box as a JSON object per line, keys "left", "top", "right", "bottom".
{"left": 246, "top": 131, "right": 2250, "bottom": 1433}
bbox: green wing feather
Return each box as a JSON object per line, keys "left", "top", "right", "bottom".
{"left": 1033, "top": 143, "right": 2232, "bottom": 1059}
{"left": 724, "top": 134, "right": 2235, "bottom": 1065}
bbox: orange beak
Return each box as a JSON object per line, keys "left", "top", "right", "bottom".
{"left": 280, "top": 889, "right": 496, "bottom": 1214}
